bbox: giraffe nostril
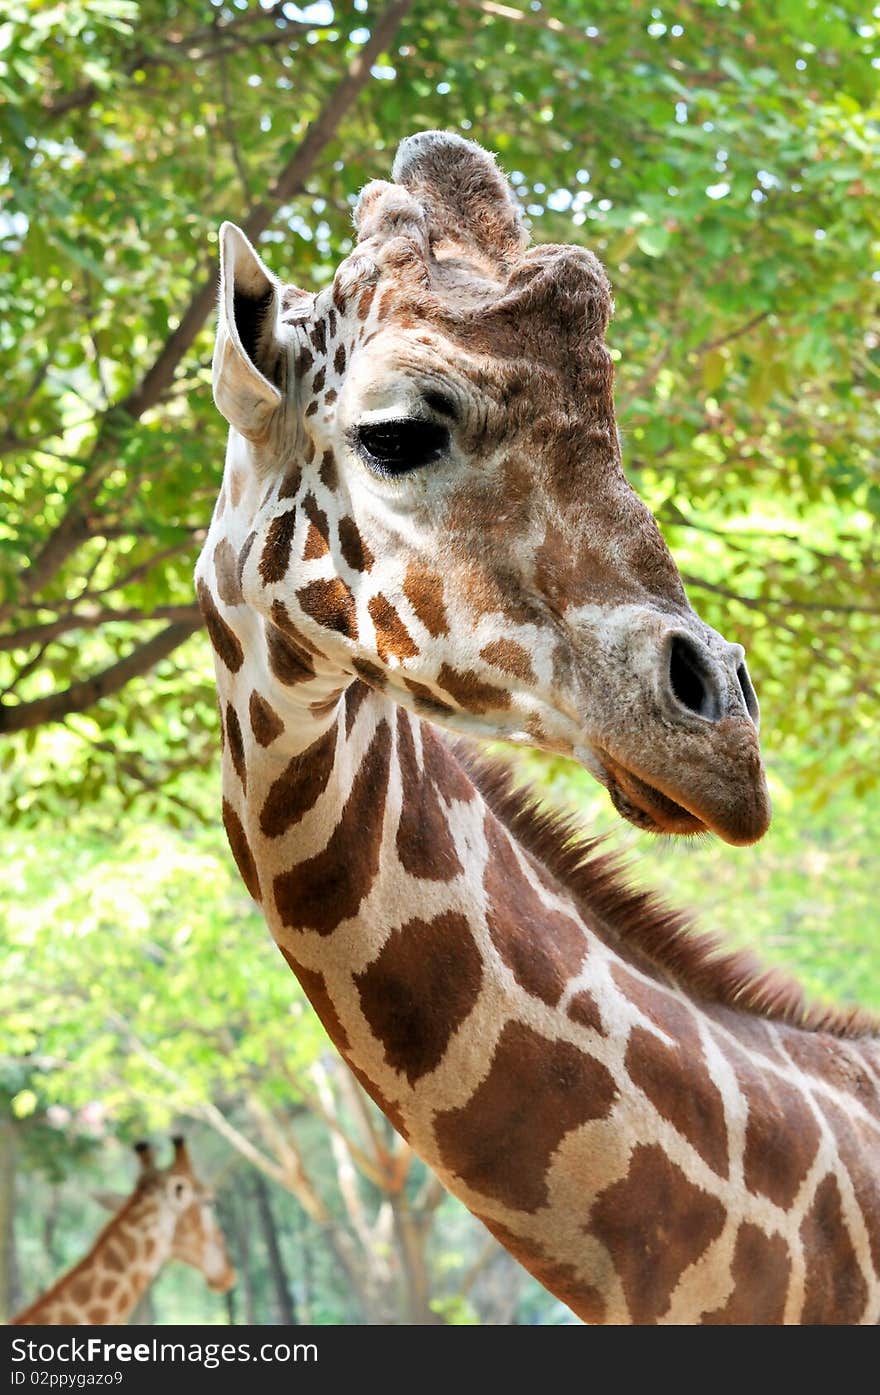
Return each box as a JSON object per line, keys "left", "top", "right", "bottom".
{"left": 736, "top": 662, "right": 760, "bottom": 725}
{"left": 669, "top": 635, "right": 717, "bottom": 719}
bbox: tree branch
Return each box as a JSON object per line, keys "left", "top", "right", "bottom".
{"left": 0, "top": 604, "right": 202, "bottom": 653}
{"left": 697, "top": 310, "right": 772, "bottom": 355}
{"left": 0, "top": 619, "right": 201, "bottom": 734}
{"left": 681, "top": 573, "right": 880, "bottom": 617}
{"left": 43, "top": 4, "right": 327, "bottom": 120}
{"left": 12, "top": 0, "right": 414, "bottom": 619}
{"left": 119, "top": 0, "right": 415, "bottom": 423}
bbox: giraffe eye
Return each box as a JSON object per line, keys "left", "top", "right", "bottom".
{"left": 353, "top": 419, "right": 449, "bottom": 475}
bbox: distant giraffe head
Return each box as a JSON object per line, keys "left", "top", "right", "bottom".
{"left": 155, "top": 1137, "right": 235, "bottom": 1292}
{"left": 203, "top": 130, "right": 769, "bottom": 845}
{"left": 10, "top": 1137, "right": 234, "bottom": 1326}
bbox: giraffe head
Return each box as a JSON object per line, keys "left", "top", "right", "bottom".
{"left": 135, "top": 1138, "right": 235, "bottom": 1294}
{"left": 201, "top": 130, "right": 770, "bottom": 845}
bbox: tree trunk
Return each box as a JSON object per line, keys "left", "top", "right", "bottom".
{"left": 0, "top": 1121, "right": 20, "bottom": 1321}
{"left": 294, "top": 1205, "right": 311, "bottom": 1325}
{"left": 390, "top": 1195, "right": 442, "bottom": 1325}
{"left": 219, "top": 1190, "right": 256, "bottom": 1324}
{"left": 252, "top": 1174, "right": 298, "bottom": 1325}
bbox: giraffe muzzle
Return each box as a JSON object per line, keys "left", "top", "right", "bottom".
{"left": 579, "top": 619, "right": 770, "bottom": 845}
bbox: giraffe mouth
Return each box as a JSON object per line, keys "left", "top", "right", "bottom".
{"left": 599, "top": 753, "right": 707, "bottom": 836}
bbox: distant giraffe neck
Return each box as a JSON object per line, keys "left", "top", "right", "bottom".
{"left": 12, "top": 1191, "right": 171, "bottom": 1326}
{"left": 216, "top": 665, "right": 880, "bottom": 1325}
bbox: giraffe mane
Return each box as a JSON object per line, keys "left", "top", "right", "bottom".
{"left": 455, "top": 741, "right": 880, "bottom": 1042}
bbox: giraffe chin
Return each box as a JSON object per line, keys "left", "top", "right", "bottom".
{"left": 600, "top": 757, "right": 707, "bottom": 837}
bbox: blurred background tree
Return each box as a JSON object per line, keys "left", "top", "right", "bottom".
{"left": 0, "top": 0, "right": 877, "bottom": 1323}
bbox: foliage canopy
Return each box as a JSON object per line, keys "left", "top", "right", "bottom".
{"left": 0, "top": 0, "right": 877, "bottom": 817}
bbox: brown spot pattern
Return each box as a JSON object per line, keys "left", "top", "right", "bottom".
{"left": 222, "top": 799, "right": 261, "bottom": 902}
{"left": 344, "top": 679, "right": 371, "bottom": 737}
{"left": 347, "top": 1060, "right": 409, "bottom": 1139}
{"left": 226, "top": 702, "right": 246, "bottom": 792}
{"left": 352, "top": 658, "right": 386, "bottom": 689}
{"left": 302, "top": 492, "right": 330, "bottom": 559}
{"left": 334, "top": 343, "right": 346, "bottom": 375}
{"left": 702, "top": 1223, "right": 791, "bottom": 1323}
{"left": 785, "top": 1032, "right": 880, "bottom": 1125}
{"left": 737, "top": 1053, "right": 820, "bottom": 1208}
{"left": 258, "top": 508, "right": 298, "bottom": 584}
{"left": 213, "top": 539, "right": 243, "bottom": 605}
{"left": 266, "top": 623, "right": 315, "bottom": 685}
{"left": 816, "top": 1096, "right": 880, "bottom": 1273}
{"left": 369, "top": 593, "right": 419, "bottom": 663}
{"left": 589, "top": 1144, "right": 726, "bottom": 1324}
{"left": 278, "top": 947, "right": 350, "bottom": 1054}
{"left": 421, "top": 724, "right": 476, "bottom": 803}
{"left": 402, "top": 677, "right": 455, "bottom": 718}
{"left": 196, "top": 580, "right": 243, "bottom": 673}
{"left": 338, "top": 515, "right": 374, "bottom": 573}
{"left": 237, "top": 530, "right": 257, "bottom": 590}
{"left": 273, "top": 719, "right": 391, "bottom": 934}
{"left": 297, "top": 577, "right": 358, "bottom": 640}
{"left": 615, "top": 965, "right": 734, "bottom": 1179}
{"left": 800, "top": 1174, "right": 868, "bottom": 1323}
{"left": 484, "top": 814, "right": 586, "bottom": 1006}
{"left": 480, "top": 1218, "right": 606, "bottom": 1324}
{"left": 103, "top": 1245, "right": 125, "bottom": 1274}
{"left": 319, "top": 448, "right": 337, "bottom": 489}
{"left": 310, "top": 688, "right": 345, "bottom": 720}
{"left": 479, "top": 637, "right": 536, "bottom": 683}
{"left": 435, "top": 1020, "right": 617, "bottom": 1212}
{"left": 567, "top": 990, "right": 604, "bottom": 1034}
{"left": 437, "top": 663, "right": 510, "bottom": 713}
{"left": 271, "top": 599, "right": 321, "bottom": 653}
{"left": 249, "top": 690, "right": 284, "bottom": 746}
{"left": 395, "top": 711, "right": 462, "bottom": 881}
{"left": 278, "top": 461, "right": 301, "bottom": 499}
{"left": 403, "top": 561, "right": 448, "bottom": 636}
{"left": 355, "top": 911, "right": 482, "bottom": 1084}
{"left": 625, "top": 1017, "right": 729, "bottom": 1180}
{"left": 259, "top": 725, "right": 337, "bottom": 838}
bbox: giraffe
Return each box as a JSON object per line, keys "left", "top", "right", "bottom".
{"left": 10, "top": 1137, "right": 235, "bottom": 1325}
{"left": 195, "top": 130, "right": 880, "bottom": 1324}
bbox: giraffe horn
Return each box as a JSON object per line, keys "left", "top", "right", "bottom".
{"left": 391, "top": 130, "right": 528, "bottom": 272}
{"left": 133, "top": 1140, "right": 155, "bottom": 1172}
{"left": 170, "top": 1135, "right": 191, "bottom": 1170}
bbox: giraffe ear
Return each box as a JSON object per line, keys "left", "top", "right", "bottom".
{"left": 93, "top": 1190, "right": 127, "bottom": 1212}
{"left": 391, "top": 130, "right": 528, "bottom": 272}
{"left": 213, "top": 223, "right": 284, "bottom": 441}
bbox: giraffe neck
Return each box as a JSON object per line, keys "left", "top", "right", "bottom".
{"left": 217, "top": 670, "right": 880, "bottom": 1324}
{"left": 11, "top": 1191, "right": 172, "bottom": 1326}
